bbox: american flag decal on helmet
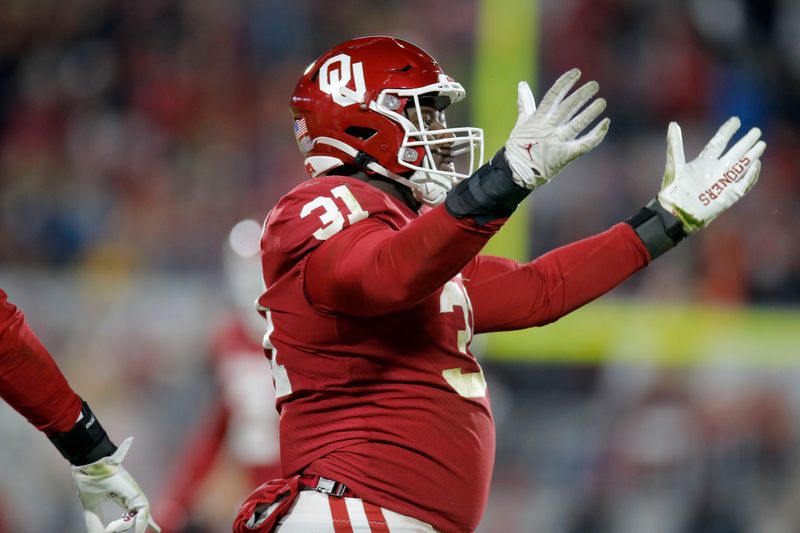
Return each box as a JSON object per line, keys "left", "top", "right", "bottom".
{"left": 294, "top": 118, "right": 308, "bottom": 138}
{"left": 294, "top": 118, "right": 313, "bottom": 153}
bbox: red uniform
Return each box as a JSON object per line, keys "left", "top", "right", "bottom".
{"left": 258, "top": 176, "right": 650, "bottom": 532}
{"left": 211, "top": 317, "right": 281, "bottom": 479}
{"left": 0, "top": 289, "right": 81, "bottom": 434}
{"left": 157, "top": 317, "right": 281, "bottom": 533}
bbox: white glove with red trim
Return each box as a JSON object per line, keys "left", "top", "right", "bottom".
{"left": 504, "top": 68, "right": 610, "bottom": 190}
{"left": 72, "top": 437, "right": 161, "bottom": 533}
{"left": 657, "top": 117, "right": 766, "bottom": 233}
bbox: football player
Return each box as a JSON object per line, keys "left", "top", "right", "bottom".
{"left": 0, "top": 289, "right": 160, "bottom": 533}
{"left": 234, "top": 36, "right": 765, "bottom": 533}
{"left": 156, "top": 220, "right": 280, "bottom": 533}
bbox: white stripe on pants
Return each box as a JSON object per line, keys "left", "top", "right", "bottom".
{"left": 274, "top": 490, "right": 439, "bottom": 532}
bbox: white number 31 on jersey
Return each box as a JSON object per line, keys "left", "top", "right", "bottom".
{"left": 300, "top": 185, "right": 369, "bottom": 240}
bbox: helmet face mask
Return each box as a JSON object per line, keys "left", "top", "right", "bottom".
{"left": 290, "top": 36, "right": 484, "bottom": 207}
{"left": 373, "top": 80, "right": 484, "bottom": 205}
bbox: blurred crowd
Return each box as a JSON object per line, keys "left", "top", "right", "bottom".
{"left": 0, "top": 0, "right": 474, "bottom": 270}
{"left": 1, "top": 0, "right": 799, "bottom": 532}
{"left": 482, "top": 359, "right": 800, "bottom": 533}
{"left": 533, "top": 0, "right": 800, "bottom": 305}
{"left": 0, "top": 0, "right": 797, "bottom": 300}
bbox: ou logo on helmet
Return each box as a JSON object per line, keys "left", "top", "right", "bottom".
{"left": 318, "top": 53, "right": 366, "bottom": 107}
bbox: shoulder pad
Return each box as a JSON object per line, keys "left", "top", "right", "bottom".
{"left": 264, "top": 177, "right": 411, "bottom": 257}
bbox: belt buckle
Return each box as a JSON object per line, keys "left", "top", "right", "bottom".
{"left": 315, "top": 476, "right": 347, "bottom": 497}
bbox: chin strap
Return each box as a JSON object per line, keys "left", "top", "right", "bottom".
{"left": 311, "top": 137, "right": 431, "bottom": 204}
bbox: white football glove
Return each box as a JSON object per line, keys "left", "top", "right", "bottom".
{"left": 657, "top": 117, "right": 765, "bottom": 233}
{"left": 72, "top": 437, "right": 160, "bottom": 533}
{"left": 504, "top": 68, "right": 610, "bottom": 190}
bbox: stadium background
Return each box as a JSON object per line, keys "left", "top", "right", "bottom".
{"left": 1, "top": 0, "right": 799, "bottom": 531}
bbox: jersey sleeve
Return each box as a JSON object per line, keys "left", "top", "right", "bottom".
{"left": 309, "top": 208, "right": 503, "bottom": 316}
{"left": 263, "top": 177, "right": 506, "bottom": 317}
{"left": 264, "top": 178, "right": 401, "bottom": 259}
{"left": 465, "top": 223, "right": 651, "bottom": 333}
{"left": 0, "top": 289, "right": 82, "bottom": 433}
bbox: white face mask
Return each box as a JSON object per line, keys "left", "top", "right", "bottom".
{"left": 371, "top": 76, "right": 484, "bottom": 206}
{"left": 304, "top": 75, "right": 484, "bottom": 208}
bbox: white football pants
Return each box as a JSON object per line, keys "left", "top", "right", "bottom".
{"left": 275, "top": 490, "right": 439, "bottom": 532}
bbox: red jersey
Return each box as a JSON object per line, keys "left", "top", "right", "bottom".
{"left": 258, "top": 176, "right": 650, "bottom": 532}
{"left": 157, "top": 317, "right": 280, "bottom": 533}
{"left": 211, "top": 317, "right": 280, "bottom": 473}
{"left": 0, "top": 289, "right": 81, "bottom": 434}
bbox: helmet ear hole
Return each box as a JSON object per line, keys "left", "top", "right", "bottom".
{"left": 344, "top": 126, "right": 378, "bottom": 141}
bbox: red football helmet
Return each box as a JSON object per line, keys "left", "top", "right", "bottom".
{"left": 290, "top": 36, "right": 484, "bottom": 206}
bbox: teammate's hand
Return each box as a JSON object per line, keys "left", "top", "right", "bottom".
{"left": 657, "top": 117, "right": 766, "bottom": 233}
{"left": 504, "top": 68, "right": 610, "bottom": 190}
{"left": 72, "top": 437, "right": 161, "bottom": 533}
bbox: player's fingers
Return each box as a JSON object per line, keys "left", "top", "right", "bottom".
{"left": 667, "top": 122, "right": 686, "bottom": 166}
{"left": 147, "top": 515, "right": 162, "bottom": 533}
{"left": 724, "top": 129, "right": 763, "bottom": 166}
{"left": 734, "top": 158, "right": 761, "bottom": 197}
{"left": 743, "top": 140, "right": 767, "bottom": 168}
{"left": 572, "top": 117, "right": 610, "bottom": 158}
{"left": 104, "top": 511, "right": 140, "bottom": 533}
{"left": 559, "top": 98, "right": 606, "bottom": 141}
{"left": 554, "top": 80, "right": 599, "bottom": 124}
{"left": 84, "top": 509, "right": 106, "bottom": 533}
{"left": 513, "top": 81, "right": 536, "bottom": 130}
{"left": 133, "top": 512, "right": 149, "bottom": 533}
{"left": 128, "top": 510, "right": 159, "bottom": 533}
{"left": 110, "top": 437, "right": 134, "bottom": 464}
{"left": 662, "top": 122, "right": 685, "bottom": 188}
{"left": 516, "top": 81, "right": 536, "bottom": 117}
{"left": 125, "top": 505, "right": 160, "bottom": 533}
{"left": 538, "top": 68, "right": 581, "bottom": 115}
{"left": 701, "top": 117, "right": 740, "bottom": 159}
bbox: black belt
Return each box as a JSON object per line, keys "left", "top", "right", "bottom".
{"left": 299, "top": 475, "right": 356, "bottom": 498}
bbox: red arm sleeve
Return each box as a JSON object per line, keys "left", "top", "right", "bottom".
{"left": 305, "top": 205, "right": 504, "bottom": 316}
{"left": 0, "top": 289, "right": 82, "bottom": 433}
{"left": 465, "top": 223, "right": 651, "bottom": 333}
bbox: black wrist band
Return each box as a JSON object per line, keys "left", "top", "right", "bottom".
{"left": 48, "top": 401, "right": 117, "bottom": 466}
{"left": 625, "top": 198, "right": 688, "bottom": 259}
{"left": 445, "top": 148, "right": 531, "bottom": 225}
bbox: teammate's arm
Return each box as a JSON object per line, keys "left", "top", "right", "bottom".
{"left": 0, "top": 290, "right": 82, "bottom": 432}
{"left": 0, "top": 290, "right": 159, "bottom": 533}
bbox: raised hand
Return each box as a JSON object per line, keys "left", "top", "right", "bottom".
{"left": 504, "top": 68, "right": 610, "bottom": 190}
{"left": 657, "top": 117, "right": 765, "bottom": 232}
